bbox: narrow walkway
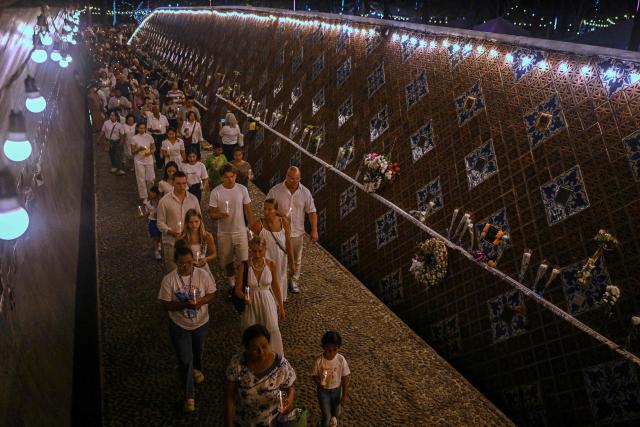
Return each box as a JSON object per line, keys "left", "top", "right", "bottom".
{"left": 96, "top": 145, "right": 512, "bottom": 426}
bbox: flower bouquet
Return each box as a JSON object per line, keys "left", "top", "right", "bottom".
{"left": 362, "top": 152, "right": 399, "bottom": 193}
{"left": 410, "top": 238, "right": 448, "bottom": 288}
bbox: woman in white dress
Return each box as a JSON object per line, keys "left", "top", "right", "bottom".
{"left": 161, "top": 128, "right": 185, "bottom": 166}
{"left": 235, "top": 235, "right": 285, "bottom": 355}
{"left": 122, "top": 114, "right": 137, "bottom": 170}
{"left": 179, "top": 209, "right": 217, "bottom": 279}
{"left": 250, "top": 198, "right": 295, "bottom": 303}
{"left": 180, "top": 111, "right": 203, "bottom": 159}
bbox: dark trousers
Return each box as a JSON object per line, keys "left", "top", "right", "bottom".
{"left": 169, "top": 321, "right": 209, "bottom": 399}
{"left": 152, "top": 133, "right": 165, "bottom": 166}
{"left": 222, "top": 143, "right": 237, "bottom": 162}
{"left": 108, "top": 139, "right": 124, "bottom": 170}
{"left": 188, "top": 183, "right": 202, "bottom": 201}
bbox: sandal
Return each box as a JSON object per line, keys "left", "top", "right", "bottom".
{"left": 193, "top": 369, "right": 205, "bottom": 384}
{"left": 183, "top": 398, "right": 195, "bottom": 413}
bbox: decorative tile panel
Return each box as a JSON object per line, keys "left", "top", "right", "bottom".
{"left": 475, "top": 208, "right": 511, "bottom": 260}
{"left": 447, "top": 40, "right": 473, "bottom": 70}
{"left": 270, "top": 138, "right": 281, "bottom": 160}
{"left": 400, "top": 36, "right": 418, "bottom": 62}
{"left": 254, "top": 126, "right": 264, "bottom": 149}
{"left": 289, "top": 113, "right": 302, "bottom": 139}
{"left": 464, "top": 139, "right": 499, "bottom": 189}
{"left": 292, "top": 48, "right": 303, "bottom": 73}
{"left": 405, "top": 70, "right": 429, "bottom": 109}
{"left": 290, "top": 81, "right": 302, "bottom": 106}
{"left": 312, "top": 26, "right": 324, "bottom": 45}
{"left": 454, "top": 81, "right": 486, "bottom": 127}
{"left": 312, "top": 88, "right": 325, "bottom": 116}
{"left": 289, "top": 150, "right": 301, "bottom": 169}
{"left": 560, "top": 257, "right": 610, "bottom": 315}
{"left": 340, "top": 234, "right": 359, "bottom": 267}
{"left": 430, "top": 315, "right": 462, "bottom": 356}
{"left": 487, "top": 290, "right": 527, "bottom": 343}
{"left": 540, "top": 165, "right": 590, "bottom": 226}
{"left": 596, "top": 58, "right": 640, "bottom": 97}
{"left": 273, "top": 74, "right": 283, "bottom": 98}
{"left": 623, "top": 130, "right": 640, "bottom": 181}
{"left": 335, "top": 138, "right": 355, "bottom": 171}
{"left": 523, "top": 94, "right": 567, "bottom": 150}
{"left": 366, "top": 30, "right": 382, "bottom": 55}
{"left": 583, "top": 359, "right": 640, "bottom": 423}
{"left": 336, "top": 29, "right": 350, "bottom": 52}
{"left": 269, "top": 171, "right": 280, "bottom": 190}
{"left": 416, "top": 177, "right": 443, "bottom": 214}
{"left": 379, "top": 268, "right": 403, "bottom": 306}
{"left": 375, "top": 210, "right": 399, "bottom": 249}
{"left": 277, "top": 46, "right": 285, "bottom": 65}
{"left": 253, "top": 158, "right": 263, "bottom": 178}
{"left": 336, "top": 57, "right": 352, "bottom": 86}
{"left": 317, "top": 208, "right": 326, "bottom": 237}
{"left": 510, "top": 48, "right": 546, "bottom": 82}
{"left": 312, "top": 166, "right": 326, "bottom": 195}
{"left": 410, "top": 121, "right": 435, "bottom": 162}
{"left": 306, "top": 123, "right": 325, "bottom": 155}
{"left": 367, "top": 62, "right": 385, "bottom": 98}
{"left": 338, "top": 96, "right": 353, "bottom": 128}
{"left": 311, "top": 54, "right": 324, "bottom": 81}
{"left": 501, "top": 383, "right": 546, "bottom": 426}
{"left": 339, "top": 185, "right": 357, "bottom": 218}
{"left": 370, "top": 105, "right": 390, "bottom": 142}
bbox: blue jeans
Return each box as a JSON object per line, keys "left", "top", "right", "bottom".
{"left": 169, "top": 321, "right": 209, "bottom": 399}
{"left": 318, "top": 387, "right": 341, "bottom": 427}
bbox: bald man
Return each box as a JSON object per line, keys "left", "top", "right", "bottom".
{"left": 266, "top": 166, "right": 318, "bottom": 294}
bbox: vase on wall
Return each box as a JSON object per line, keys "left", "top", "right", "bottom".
{"left": 363, "top": 178, "right": 382, "bottom": 193}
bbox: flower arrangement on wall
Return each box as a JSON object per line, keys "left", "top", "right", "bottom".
{"left": 362, "top": 152, "right": 399, "bottom": 193}
{"left": 410, "top": 238, "right": 448, "bottom": 288}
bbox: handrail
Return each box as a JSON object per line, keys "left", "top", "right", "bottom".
{"left": 216, "top": 93, "right": 640, "bottom": 367}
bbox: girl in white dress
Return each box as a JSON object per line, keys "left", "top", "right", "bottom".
{"left": 161, "top": 128, "right": 185, "bottom": 166}
{"left": 122, "top": 114, "right": 137, "bottom": 170}
{"left": 180, "top": 209, "right": 217, "bottom": 279}
{"left": 250, "top": 198, "right": 295, "bottom": 302}
{"left": 235, "top": 236, "right": 285, "bottom": 355}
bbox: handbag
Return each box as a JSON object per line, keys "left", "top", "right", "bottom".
{"left": 237, "top": 132, "right": 244, "bottom": 147}
{"left": 275, "top": 405, "right": 308, "bottom": 427}
{"left": 231, "top": 261, "right": 248, "bottom": 313}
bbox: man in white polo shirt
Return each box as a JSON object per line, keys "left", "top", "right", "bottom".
{"left": 157, "top": 171, "right": 201, "bottom": 272}
{"left": 267, "top": 166, "right": 318, "bottom": 294}
{"left": 209, "top": 164, "right": 255, "bottom": 292}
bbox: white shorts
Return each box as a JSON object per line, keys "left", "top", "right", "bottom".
{"left": 217, "top": 231, "right": 248, "bottom": 267}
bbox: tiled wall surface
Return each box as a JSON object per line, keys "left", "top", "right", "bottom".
{"left": 135, "top": 8, "right": 640, "bottom": 425}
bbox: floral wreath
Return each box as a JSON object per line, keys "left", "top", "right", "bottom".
{"left": 410, "top": 238, "right": 448, "bottom": 288}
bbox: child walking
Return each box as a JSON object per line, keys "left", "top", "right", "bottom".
{"left": 145, "top": 185, "right": 162, "bottom": 260}
{"left": 311, "top": 331, "right": 350, "bottom": 427}
{"left": 182, "top": 149, "right": 208, "bottom": 201}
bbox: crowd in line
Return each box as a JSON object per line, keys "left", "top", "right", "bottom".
{"left": 85, "top": 25, "right": 350, "bottom": 427}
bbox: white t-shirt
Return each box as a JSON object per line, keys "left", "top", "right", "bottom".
{"left": 181, "top": 162, "right": 208, "bottom": 186}
{"left": 161, "top": 138, "right": 185, "bottom": 165}
{"left": 157, "top": 267, "right": 216, "bottom": 330}
{"left": 220, "top": 125, "right": 240, "bottom": 145}
{"left": 146, "top": 113, "right": 169, "bottom": 135}
{"left": 266, "top": 183, "right": 317, "bottom": 237}
{"left": 131, "top": 133, "right": 155, "bottom": 165}
{"left": 101, "top": 120, "right": 124, "bottom": 141}
{"left": 310, "top": 353, "right": 350, "bottom": 390}
{"left": 180, "top": 120, "right": 203, "bottom": 143}
{"left": 209, "top": 184, "right": 251, "bottom": 234}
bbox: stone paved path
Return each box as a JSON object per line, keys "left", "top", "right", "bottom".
{"left": 95, "top": 143, "right": 513, "bottom": 426}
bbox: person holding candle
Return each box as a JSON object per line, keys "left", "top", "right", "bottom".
{"left": 130, "top": 122, "right": 156, "bottom": 203}
{"left": 266, "top": 166, "right": 318, "bottom": 294}
{"left": 311, "top": 331, "right": 350, "bottom": 427}
{"left": 160, "top": 127, "right": 185, "bottom": 166}
{"left": 158, "top": 161, "right": 179, "bottom": 196}
{"left": 225, "top": 324, "right": 296, "bottom": 427}
{"left": 219, "top": 112, "right": 242, "bottom": 161}
{"left": 180, "top": 110, "right": 203, "bottom": 160}
{"left": 158, "top": 245, "right": 216, "bottom": 413}
{"left": 157, "top": 171, "right": 201, "bottom": 272}
{"left": 209, "top": 164, "right": 255, "bottom": 294}
{"left": 179, "top": 209, "right": 216, "bottom": 279}
{"left": 145, "top": 185, "right": 162, "bottom": 261}
{"left": 230, "top": 146, "right": 253, "bottom": 187}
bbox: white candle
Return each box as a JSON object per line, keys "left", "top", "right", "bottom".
{"left": 225, "top": 201, "right": 229, "bottom": 213}
{"left": 544, "top": 268, "right": 560, "bottom": 289}
{"left": 448, "top": 208, "right": 460, "bottom": 239}
{"left": 177, "top": 221, "right": 182, "bottom": 233}
{"left": 287, "top": 207, "right": 292, "bottom": 217}
{"left": 517, "top": 250, "right": 532, "bottom": 281}
{"left": 454, "top": 213, "right": 469, "bottom": 242}
{"left": 533, "top": 263, "right": 548, "bottom": 290}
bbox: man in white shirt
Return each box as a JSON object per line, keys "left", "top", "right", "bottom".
{"left": 101, "top": 111, "right": 125, "bottom": 175}
{"left": 147, "top": 105, "right": 170, "bottom": 167}
{"left": 208, "top": 164, "right": 256, "bottom": 291}
{"left": 157, "top": 244, "right": 216, "bottom": 412}
{"left": 107, "top": 88, "right": 132, "bottom": 116}
{"left": 267, "top": 166, "right": 318, "bottom": 293}
{"left": 178, "top": 96, "right": 201, "bottom": 128}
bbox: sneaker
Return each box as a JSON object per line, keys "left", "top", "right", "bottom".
{"left": 193, "top": 369, "right": 205, "bottom": 384}
{"left": 330, "top": 416, "right": 338, "bottom": 427}
{"left": 110, "top": 167, "right": 117, "bottom": 173}
{"left": 116, "top": 170, "right": 125, "bottom": 175}
{"left": 183, "top": 399, "right": 195, "bottom": 413}
{"left": 289, "top": 280, "right": 300, "bottom": 294}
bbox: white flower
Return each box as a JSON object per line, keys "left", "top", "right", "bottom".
{"left": 606, "top": 285, "right": 621, "bottom": 298}
{"left": 409, "top": 258, "right": 423, "bottom": 273}
{"left": 632, "top": 316, "right": 640, "bottom": 326}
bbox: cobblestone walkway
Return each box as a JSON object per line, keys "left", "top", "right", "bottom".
{"left": 95, "top": 144, "right": 512, "bottom": 426}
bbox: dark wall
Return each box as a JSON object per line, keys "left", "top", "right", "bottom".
{"left": 133, "top": 8, "right": 640, "bottom": 425}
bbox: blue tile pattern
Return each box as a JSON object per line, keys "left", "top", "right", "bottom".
{"left": 253, "top": 158, "right": 263, "bottom": 178}
{"left": 273, "top": 74, "right": 283, "bottom": 98}
{"left": 340, "top": 234, "right": 359, "bottom": 267}
{"left": 623, "top": 130, "right": 640, "bottom": 182}
{"left": 405, "top": 70, "right": 429, "bottom": 109}
{"left": 455, "top": 81, "right": 486, "bottom": 127}
{"left": 289, "top": 150, "right": 301, "bottom": 169}
{"left": 400, "top": 37, "right": 418, "bottom": 62}
{"left": 338, "top": 96, "right": 353, "bottom": 128}
{"left": 312, "top": 166, "right": 326, "bottom": 195}
{"left": 475, "top": 208, "right": 511, "bottom": 260}
{"left": 336, "top": 57, "right": 352, "bottom": 86}
{"left": 335, "top": 138, "right": 355, "bottom": 171}
{"left": 416, "top": 177, "right": 443, "bottom": 214}
{"left": 410, "top": 121, "right": 435, "bottom": 162}
{"left": 430, "top": 315, "right": 462, "bottom": 356}
{"left": 289, "top": 113, "right": 302, "bottom": 139}
{"left": 292, "top": 49, "right": 303, "bottom": 73}
{"left": 317, "top": 208, "right": 327, "bottom": 236}
{"left": 464, "top": 139, "right": 499, "bottom": 189}
{"left": 270, "top": 138, "right": 281, "bottom": 160}
{"left": 339, "top": 185, "right": 357, "bottom": 218}
{"left": 306, "top": 124, "right": 325, "bottom": 155}
{"left": 510, "top": 48, "right": 546, "bottom": 82}
{"left": 501, "top": 383, "right": 546, "bottom": 426}
{"left": 336, "top": 29, "right": 350, "bottom": 52}
{"left": 370, "top": 105, "right": 390, "bottom": 142}
{"left": 366, "top": 31, "right": 382, "bottom": 56}
{"left": 487, "top": 290, "right": 528, "bottom": 343}
{"left": 311, "top": 54, "right": 324, "bottom": 81}
{"left": 523, "top": 94, "right": 567, "bottom": 150}
{"left": 379, "top": 269, "right": 403, "bottom": 306}
{"left": 312, "top": 88, "right": 325, "bottom": 116}
{"left": 597, "top": 58, "right": 640, "bottom": 97}
{"left": 269, "top": 171, "right": 280, "bottom": 190}
{"left": 290, "top": 81, "right": 302, "bottom": 106}
{"left": 447, "top": 40, "right": 473, "bottom": 70}
{"left": 375, "top": 210, "right": 399, "bottom": 249}
{"left": 561, "top": 257, "right": 611, "bottom": 315}
{"left": 367, "top": 62, "right": 385, "bottom": 98}
{"left": 312, "top": 26, "right": 324, "bottom": 45}
{"left": 583, "top": 359, "right": 640, "bottom": 423}
{"left": 540, "top": 165, "right": 590, "bottom": 226}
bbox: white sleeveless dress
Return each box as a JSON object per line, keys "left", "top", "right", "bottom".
{"left": 190, "top": 243, "right": 213, "bottom": 280}
{"left": 259, "top": 219, "right": 288, "bottom": 302}
{"left": 240, "top": 264, "right": 284, "bottom": 356}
